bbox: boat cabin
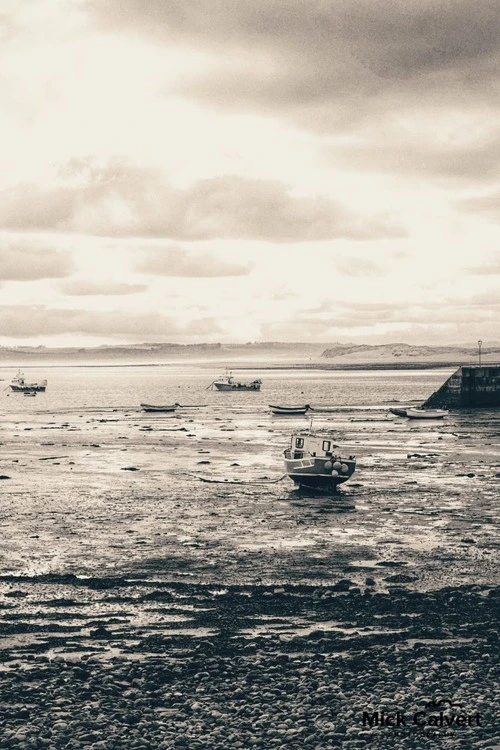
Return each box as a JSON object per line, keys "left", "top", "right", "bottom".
{"left": 285, "top": 433, "right": 338, "bottom": 460}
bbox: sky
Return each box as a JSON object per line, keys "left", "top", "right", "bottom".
{"left": 0, "top": 0, "right": 499, "bottom": 347}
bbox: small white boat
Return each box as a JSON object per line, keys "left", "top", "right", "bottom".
{"left": 406, "top": 408, "right": 448, "bottom": 419}
{"left": 10, "top": 370, "right": 47, "bottom": 392}
{"left": 284, "top": 432, "right": 356, "bottom": 492}
{"left": 140, "top": 403, "right": 178, "bottom": 413}
{"left": 270, "top": 404, "right": 310, "bottom": 415}
{"left": 208, "top": 372, "right": 262, "bottom": 391}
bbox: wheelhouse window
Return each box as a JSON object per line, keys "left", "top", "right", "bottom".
{"left": 322, "top": 440, "right": 331, "bottom": 452}
{"left": 295, "top": 437, "right": 304, "bottom": 448}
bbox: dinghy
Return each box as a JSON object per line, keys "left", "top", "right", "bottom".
{"left": 140, "top": 403, "right": 178, "bottom": 413}
{"left": 270, "top": 404, "right": 310, "bottom": 415}
{"left": 406, "top": 408, "right": 448, "bottom": 419}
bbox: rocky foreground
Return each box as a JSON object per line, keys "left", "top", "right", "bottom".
{"left": 0, "top": 582, "right": 498, "bottom": 750}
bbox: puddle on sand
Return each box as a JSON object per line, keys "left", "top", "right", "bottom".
{"left": 239, "top": 618, "right": 406, "bottom": 639}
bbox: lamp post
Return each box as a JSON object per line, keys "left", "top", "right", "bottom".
{"left": 478, "top": 340, "right": 482, "bottom": 367}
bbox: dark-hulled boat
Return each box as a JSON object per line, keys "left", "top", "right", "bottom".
{"left": 10, "top": 370, "right": 47, "bottom": 392}
{"left": 270, "top": 404, "right": 310, "bottom": 415}
{"left": 284, "top": 432, "right": 356, "bottom": 492}
{"left": 140, "top": 403, "right": 178, "bottom": 413}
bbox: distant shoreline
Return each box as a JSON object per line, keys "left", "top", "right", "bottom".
{"left": 233, "top": 361, "right": 464, "bottom": 371}
{"left": 0, "top": 360, "right": 470, "bottom": 370}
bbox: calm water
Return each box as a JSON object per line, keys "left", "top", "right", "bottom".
{"left": 0, "top": 364, "right": 456, "bottom": 413}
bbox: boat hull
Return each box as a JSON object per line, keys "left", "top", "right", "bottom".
{"left": 213, "top": 382, "right": 261, "bottom": 391}
{"left": 389, "top": 407, "right": 408, "bottom": 417}
{"left": 140, "top": 403, "right": 178, "bottom": 412}
{"left": 11, "top": 384, "right": 46, "bottom": 392}
{"left": 406, "top": 408, "right": 448, "bottom": 419}
{"left": 284, "top": 456, "right": 355, "bottom": 492}
{"left": 288, "top": 473, "right": 349, "bottom": 491}
{"left": 270, "top": 405, "right": 309, "bottom": 415}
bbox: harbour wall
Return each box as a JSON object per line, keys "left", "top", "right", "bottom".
{"left": 423, "top": 364, "right": 500, "bottom": 408}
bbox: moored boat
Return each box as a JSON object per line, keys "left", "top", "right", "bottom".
{"left": 270, "top": 404, "right": 310, "bottom": 415}
{"left": 406, "top": 408, "right": 448, "bottom": 419}
{"left": 208, "top": 372, "right": 262, "bottom": 391}
{"left": 284, "top": 432, "right": 356, "bottom": 492}
{"left": 140, "top": 403, "right": 178, "bottom": 413}
{"left": 10, "top": 370, "right": 47, "bottom": 392}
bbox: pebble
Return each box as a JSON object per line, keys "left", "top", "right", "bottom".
{"left": 0, "top": 584, "right": 496, "bottom": 750}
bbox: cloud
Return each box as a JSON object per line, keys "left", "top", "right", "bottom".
{"left": 136, "top": 245, "right": 252, "bottom": 277}
{"left": 327, "top": 126, "right": 500, "bottom": 186}
{"left": 0, "top": 242, "right": 74, "bottom": 280}
{"left": 0, "top": 158, "right": 402, "bottom": 241}
{"left": 261, "top": 294, "right": 500, "bottom": 340}
{"left": 334, "top": 256, "right": 383, "bottom": 277}
{"left": 0, "top": 304, "right": 220, "bottom": 339}
{"left": 458, "top": 190, "right": 500, "bottom": 223}
{"left": 60, "top": 280, "right": 148, "bottom": 295}
{"left": 460, "top": 290, "right": 500, "bottom": 307}
{"left": 85, "top": 1, "right": 500, "bottom": 187}
{"left": 468, "top": 258, "right": 500, "bottom": 275}
{"left": 86, "top": 1, "right": 500, "bottom": 117}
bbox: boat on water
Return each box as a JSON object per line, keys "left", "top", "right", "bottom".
{"left": 406, "top": 408, "right": 448, "bottom": 419}
{"left": 140, "top": 403, "right": 178, "bottom": 413}
{"left": 270, "top": 404, "right": 310, "bottom": 415}
{"left": 10, "top": 370, "right": 47, "bottom": 392}
{"left": 284, "top": 431, "right": 356, "bottom": 492}
{"left": 208, "top": 372, "right": 262, "bottom": 391}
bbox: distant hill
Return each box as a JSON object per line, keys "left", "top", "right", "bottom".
{"left": 0, "top": 342, "right": 328, "bottom": 365}
{"left": 0, "top": 341, "right": 498, "bottom": 368}
{"left": 321, "top": 343, "right": 500, "bottom": 364}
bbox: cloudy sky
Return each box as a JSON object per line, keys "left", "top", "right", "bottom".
{"left": 1, "top": 0, "right": 499, "bottom": 346}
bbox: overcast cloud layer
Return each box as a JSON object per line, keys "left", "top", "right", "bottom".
{"left": 0, "top": 0, "right": 498, "bottom": 345}
{"left": 0, "top": 159, "right": 400, "bottom": 242}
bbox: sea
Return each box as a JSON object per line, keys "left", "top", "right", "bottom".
{"left": 1, "top": 363, "right": 455, "bottom": 412}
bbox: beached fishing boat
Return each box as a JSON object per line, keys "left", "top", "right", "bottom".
{"left": 406, "top": 408, "right": 448, "bottom": 419}
{"left": 140, "top": 403, "right": 178, "bottom": 413}
{"left": 270, "top": 404, "right": 310, "bottom": 415}
{"left": 10, "top": 370, "right": 47, "bottom": 392}
{"left": 208, "top": 372, "right": 262, "bottom": 391}
{"left": 284, "top": 432, "right": 356, "bottom": 492}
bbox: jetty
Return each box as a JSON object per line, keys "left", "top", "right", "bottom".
{"left": 423, "top": 364, "right": 500, "bottom": 408}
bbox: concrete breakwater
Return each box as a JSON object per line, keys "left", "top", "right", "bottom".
{"left": 424, "top": 364, "right": 500, "bottom": 408}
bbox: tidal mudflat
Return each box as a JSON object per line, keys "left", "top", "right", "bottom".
{"left": 0, "top": 366, "right": 498, "bottom": 748}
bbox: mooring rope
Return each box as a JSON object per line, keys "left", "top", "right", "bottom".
{"left": 178, "top": 472, "right": 287, "bottom": 485}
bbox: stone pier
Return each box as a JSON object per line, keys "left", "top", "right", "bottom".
{"left": 423, "top": 364, "right": 500, "bottom": 408}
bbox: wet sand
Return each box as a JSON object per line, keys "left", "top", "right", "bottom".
{"left": 0, "top": 399, "right": 499, "bottom": 748}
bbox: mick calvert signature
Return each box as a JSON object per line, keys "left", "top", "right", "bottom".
{"left": 362, "top": 700, "right": 482, "bottom": 729}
